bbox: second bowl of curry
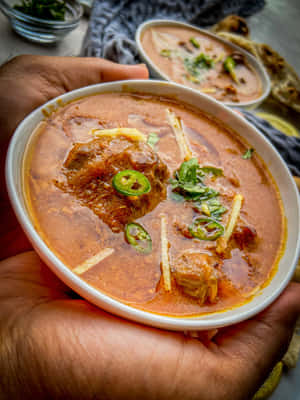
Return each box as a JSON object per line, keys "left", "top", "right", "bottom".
{"left": 136, "top": 20, "right": 271, "bottom": 109}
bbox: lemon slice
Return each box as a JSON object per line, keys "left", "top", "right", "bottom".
{"left": 256, "top": 112, "right": 299, "bottom": 137}
{"left": 253, "top": 362, "right": 283, "bottom": 400}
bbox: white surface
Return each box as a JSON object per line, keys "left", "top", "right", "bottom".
{"left": 0, "top": 12, "right": 88, "bottom": 65}
{"left": 135, "top": 19, "right": 270, "bottom": 109}
{"left": 6, "top": 79, "right": 300, "bottom": 332}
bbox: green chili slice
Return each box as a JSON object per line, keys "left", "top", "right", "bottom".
{"left": 160, "top": 49, "right": 172, "bottom": 58}
{"left": 223, "top": 56, "right": 238, "bottom": 83}
{"left": 189, "top": 217, "right": 224, "bottom": 241}
{"left": 125, "top": 223, "right": 152, "bottom": 254}
{"left": 189, "top": 37, "right": 200, "bottom": 49}
{"left": 113, "top": 170, "right": 151, "bottom": 196}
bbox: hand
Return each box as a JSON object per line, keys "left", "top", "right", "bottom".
{"left": 0, "top": 251, "right": 300, "bottom": 400}
{"left": 1, "top": 55, "right": 299, "bottom": 400}
{"left": 0, "top": 55, "right": 148, "bottom": 145}
{"left": 0, "top": 55, "right": 148, "bottom": 260}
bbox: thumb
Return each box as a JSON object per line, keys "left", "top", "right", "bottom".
{"left": 51, "top": 56, "right": 149, "bottom": 91}
{"left": 214, "top": 282, "right": 300, "bottom": 397}
{"left": 0, "top": 55, "right": 149, "bottom": 144}
{"left": 216, "top": 282, "right": 300, "bottom": 353}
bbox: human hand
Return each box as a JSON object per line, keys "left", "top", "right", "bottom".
{"left": 0, "top": 55, "right": 148, "bottom": 145}
{"left": 0, "top": 55, "right": 148, "bottom": 259}
{"left": 1, "top": 55, "right": 299, "bottom": 400}
{"left": 1, "top": 251, "right": 299, "bottom": 400}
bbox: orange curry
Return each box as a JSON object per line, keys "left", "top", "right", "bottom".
{"left": 23, "top": 92, "right": 284, "bottom": 316}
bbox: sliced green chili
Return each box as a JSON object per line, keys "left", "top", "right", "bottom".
{"left": 125, "top": 223, "right": 152, "bottom": 254}
{"left": 160, "top": 49, "right": 172, "bottom": 58}
{"left": 189, "top": 217, "right": 224, "bottom": 241}
{"left": 113, "top": 170, "right": 151, "bottom": 196}
{"left": 189, "top": 37, "right": 200, "bottom": 49}
{"left": 223, "top": 56, "right": 238, "bottom": 83}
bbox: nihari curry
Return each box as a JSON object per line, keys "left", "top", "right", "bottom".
{"left": 141, "top": 25, "right": 262, "bottom": 103}
{"left": 23, "top": 92, "right": 284, "bottom": 316}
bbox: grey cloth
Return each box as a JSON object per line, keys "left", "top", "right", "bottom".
{"left": 243, "top": 112, "right": 300, "bottom": 177}
{"left": 82, "top": 0, "right": 265, "bottom": 64}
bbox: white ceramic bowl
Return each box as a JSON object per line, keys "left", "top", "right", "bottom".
{"left": 6, "top": 80, "right": 300, "bottom": 331}
{"left": 136, "top": 19, "right": 271, "bottom": 110}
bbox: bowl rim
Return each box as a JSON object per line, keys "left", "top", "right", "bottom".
{"left": 5, "top": 79, "right": 300, "bottom": 331}
{"left": 0, "top": 0, "right": 83, "bottom": 27}
{"left": 135, "top": 19, "right": 271, "bottom": 109}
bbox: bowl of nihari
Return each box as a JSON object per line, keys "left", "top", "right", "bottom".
{"left": 136, "top": 19, "right": 271, "bottom": 109}
{"left": 6, "top": 79, "right": 300, "bottom": 331}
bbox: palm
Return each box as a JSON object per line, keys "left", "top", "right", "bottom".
{"left": 1, "top": 250, "right": 298, "bottom": 400}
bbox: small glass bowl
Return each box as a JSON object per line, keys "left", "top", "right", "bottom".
{"left": 0, "top": 0, "right": 83, "bottom": 43}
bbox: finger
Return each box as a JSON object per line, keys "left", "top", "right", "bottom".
{"left": 216, "top": 283, "right": 300, "bottom": 350}
{"left": 0, "top": 251, "right": 72, "bottom": 300}
{"left": 214, "top": 283, "right": 300, "bottom": 396}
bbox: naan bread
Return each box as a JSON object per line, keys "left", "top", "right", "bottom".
{"left": 212, "top": 19, "right": 300, "bottom": 113}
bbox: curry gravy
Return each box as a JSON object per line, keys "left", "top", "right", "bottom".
{"left": 24, "top": 93, "right": 284, "bottom": 316}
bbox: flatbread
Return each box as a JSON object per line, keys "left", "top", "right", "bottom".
{"left": 212, "top": 22, "right": 300, "bottom": 113}
{"left": 211, "top": 15, "right": 250, "bottom": 38}
{"left": 282, "top": 330, "right": 300, "bottom": 369}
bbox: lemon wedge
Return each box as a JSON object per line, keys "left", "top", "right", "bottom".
{"left": 253, "top": 362, "right": 283, "bottom": 400}
{"left": 256, "top": 113, "right": 299, "bottom": 137}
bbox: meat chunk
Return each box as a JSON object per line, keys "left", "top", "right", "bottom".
{"left": 173, "top": 252, "right": 219, "bottom": 304}
{"left": 232, "top": 224, "right": 257, "bottom": 250}
{"left": 57, "top": 136, "right": 169, "bottom": 232}
{"left": 173, "top": 220, "right": 193, "bottom": 239}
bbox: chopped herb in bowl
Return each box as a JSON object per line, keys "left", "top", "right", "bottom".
{"left": 14, "top": 0, "right": 67, "bottom": 21}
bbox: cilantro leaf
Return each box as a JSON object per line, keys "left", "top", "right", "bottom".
{"left": 14, "top": 0, "right": 66, "bottom": 21}
{"left": 199, "top": 166, "right": 223, "bottom": 177}
{"left": 242, "top": 148, "right": 254, "bottom": 159}
{"left": 147, "top": 132, "right": 159, "bottom": 149}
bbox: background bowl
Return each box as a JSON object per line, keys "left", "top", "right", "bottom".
{"left": 0, "top": 0, "right": 83, "bottom": 43}
{"left": 6, "top": 80, "right": 300, "bottom": 331}
{"left": 136, "top": 19, "right": 271, "bottom": 110}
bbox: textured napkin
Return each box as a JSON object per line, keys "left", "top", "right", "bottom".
{"left": 243, "top": 112, "right": 300, "bottom": 177}
{"left": 82, "top": 0, "right": 265, "bottom": 63}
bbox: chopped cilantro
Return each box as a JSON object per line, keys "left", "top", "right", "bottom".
{"left": 147, "top": 132, "right": 159, "bottom": 149}
{"left": 242, "top": 148, "right": 254, "bottom": 159}
{"left": 14, "top": 0, "right": 66, "bottom": 20}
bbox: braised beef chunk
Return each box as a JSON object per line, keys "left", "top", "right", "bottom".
{"left": 58, "top": 136, "right": 169, "bottom": 232}
{"left": 173, "top": 252, "right": 219, "bottom": 304}
{"left": 232, "top": 224, "right": 257, "bottom": 250}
